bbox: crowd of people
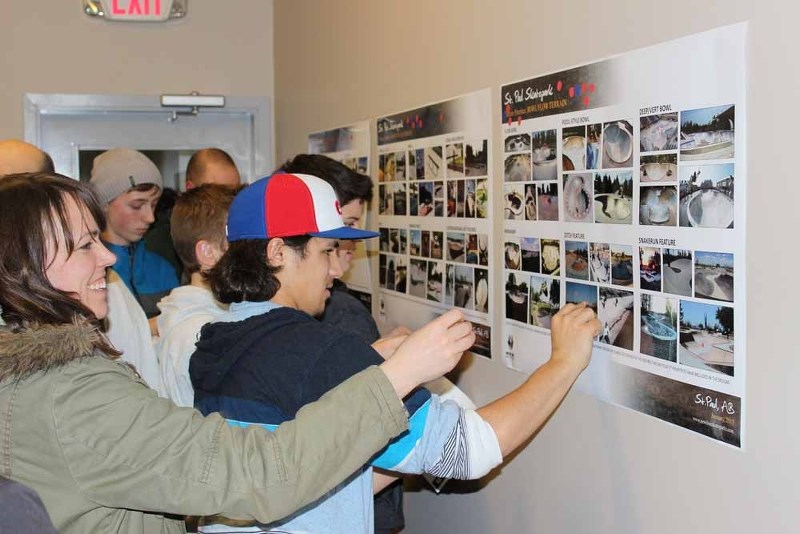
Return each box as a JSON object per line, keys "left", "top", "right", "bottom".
{"left": 0, "top": 139, "right": 600, "bottom": 533}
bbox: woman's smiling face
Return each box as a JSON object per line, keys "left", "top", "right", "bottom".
{"left": 45, "top": 195, "right": 117, "bottom": 319}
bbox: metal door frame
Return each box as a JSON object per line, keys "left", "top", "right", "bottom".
{"left": 24, "top": 93, "right": 273, "bottom": 182}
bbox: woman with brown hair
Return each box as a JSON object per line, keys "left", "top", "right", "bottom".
{"left": 0, "top": 172, "right": 472, "bottom": 533}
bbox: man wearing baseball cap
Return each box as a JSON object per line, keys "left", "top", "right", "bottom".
{"left": 90, "top": 148, "right": 180, "bottom": 317}
{"left": 189, "top": 172, "right": 600, "bottom": 533}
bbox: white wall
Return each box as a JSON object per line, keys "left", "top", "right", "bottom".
{"left": 0, "top": 1, "right": 274, "bottom": 140}
{"left": 274, "top": 1, "right": 800, "bottom": 532}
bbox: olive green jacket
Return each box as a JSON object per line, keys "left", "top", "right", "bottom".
{"left": 0, "top": 321, "right": 407, "bottom": 533}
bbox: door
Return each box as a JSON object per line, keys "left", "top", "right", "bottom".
{"left": 24, "top": 93, "right": 272, "bottom": 188}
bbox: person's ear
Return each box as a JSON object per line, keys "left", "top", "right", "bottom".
{"left": 195, "top": 239, "right": 218, "bottom": 271}
{"left": 266, "top": 237, "right": 288, "bottom": 267}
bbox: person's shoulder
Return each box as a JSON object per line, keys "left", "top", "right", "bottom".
{"left": 160, "top": 313, "right": 214, "bottom": 349}
{"left": 54, "top": 355, "right": 158, "bottom": 420}
{"left": 254, "top": 307, "right": 370, "bottom": 360}
{"left": 313, "top": 318, "right": 381, "bottom": 366}
{"left": 272, "top": 308, "right": 341, "bottom": 347}
{"left": 321, "top": 289, "right": 379, "bottom": 343}
{"left": 61, "top": 352, "right": 143, "bottom": 381}
{"left": 198, "top": 306, "right": 310, "bottom": 348}
{"left": 135, "top": 240, "right": 178, "bottom": 271}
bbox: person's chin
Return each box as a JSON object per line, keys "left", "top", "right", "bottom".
{"left": 122, "top": 234, "right": 143, "bottom": 244}
{"left": 130, "top": 229, "right": 149, "bottom": 241}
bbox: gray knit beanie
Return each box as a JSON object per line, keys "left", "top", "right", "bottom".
{"left": 90, "top": 148, "right": 163, "bottom": 205}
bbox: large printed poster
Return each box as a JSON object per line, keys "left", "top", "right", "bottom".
{"left": 376, "top": 90, "right": 494, "bottom": 358}
{"left": 308, "top": 121, "right": 373, "bottom": 301}
{"left": 500, "top": 25, "right": 746, "bottom": 447}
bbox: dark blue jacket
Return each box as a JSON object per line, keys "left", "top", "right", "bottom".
{"left": 190, "top": 306, "right": 429, "bottom": 426}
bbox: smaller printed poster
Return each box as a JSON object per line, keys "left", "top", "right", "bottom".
{"left": 375, "top": 89, "right": 493, "bottom": 359}
{"left": 308, "top": 121, "right": 373, "bottom": 295}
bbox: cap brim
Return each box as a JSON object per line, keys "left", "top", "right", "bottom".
{"left": 310, "top": 226, "right": 380, "bottom": 240}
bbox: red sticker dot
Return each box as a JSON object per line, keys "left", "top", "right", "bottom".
{"left": 583, "top": 95, "right": 590, "bottom": 107}
{"left": 568, "top": 86, "right": 575, "bottom": 98}
{"left": 556, "top": 80, "right": 563, "bottom": 92}
{"left": 589, "top": 83, "right": 595, "bottom": 93}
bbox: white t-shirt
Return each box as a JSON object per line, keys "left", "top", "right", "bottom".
{"left": 105, "top": 270, "right": 164, "bottom": 396}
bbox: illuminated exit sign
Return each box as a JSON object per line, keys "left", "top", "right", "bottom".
{"left": 83, "top": 0, "right": 187, "bottom": 22}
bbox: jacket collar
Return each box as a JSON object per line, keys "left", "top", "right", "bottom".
{"left": 0, "top": 320, "right": 110, "bottom": 381}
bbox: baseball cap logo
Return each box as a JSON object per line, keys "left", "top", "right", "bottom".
{"left": 334, "top": 199, "right": 342, "bottom": 215}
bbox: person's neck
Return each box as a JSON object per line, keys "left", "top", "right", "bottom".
{"left": 269, "top": 289, "right": 296, "bottom": 310}
{"left": 101, "top": 229, "right": 130, "bottom": 247}
{"left": 189, "top": 271, "right": 211, "bottom": 290}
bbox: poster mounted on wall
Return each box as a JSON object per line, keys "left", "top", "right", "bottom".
{"left": 307, "top": 121, "right": 374, "bottom": 302}
{"left": 375, "top": 89, "right": 494, "bottom": 359}
{"left": 499, "top": 24, "right": 746, "bottom": 447}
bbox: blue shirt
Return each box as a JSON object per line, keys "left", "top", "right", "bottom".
{"left": 104, "top": 240, "right": 180, "bottom": 317}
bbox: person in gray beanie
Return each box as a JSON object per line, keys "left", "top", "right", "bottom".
{"left": 90, "top": 148, "right": 180, "bottom": 317}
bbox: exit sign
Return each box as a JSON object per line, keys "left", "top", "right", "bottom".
{"left": 83, "top": 0, "right": 187, "bottom": 22}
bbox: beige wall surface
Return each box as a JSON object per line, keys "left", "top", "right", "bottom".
{"left": 0, "top": 1, "right": 274, "bottom": 140}
{"left": 275, "top": 1, "right": 800, "bottom": 533}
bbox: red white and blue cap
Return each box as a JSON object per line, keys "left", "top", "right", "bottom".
{"left": 226, "top": 173, "right": 379, "bottom": 241}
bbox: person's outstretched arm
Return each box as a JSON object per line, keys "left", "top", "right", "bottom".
{"left": 362, "top": 305, "right": 597, "bottom": 483}
{"left": 45, "top": 311, "right": 471, "bottom": 526}
{"left": 477, "top": 302, "right": 600, "bottom": 456}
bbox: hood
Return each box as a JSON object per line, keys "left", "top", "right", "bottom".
{"left": 156, "top": 285, "right": 226, "bottom": 334}
{"left": 0, "top": 320, "right": 109, "bottom": 381}
{"left": 190, "top": 308, "right": 306, "bottom": 394}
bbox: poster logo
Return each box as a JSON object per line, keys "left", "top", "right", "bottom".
{"left": 501, "top": 58, "right": 620, "bottom": 123}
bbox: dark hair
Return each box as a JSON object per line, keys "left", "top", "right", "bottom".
{"left": 186, "top": 148, "right": 237, "bottom": 186}
{"left": 171, "top": 184, "right": 240, "bottom": 274}
{"left": 279, "top": 154, "right": 373, "bottom": 205}
{"left": 0, "top": 173, "right": 119, "bottom": 356}
{"left": 208, "top": 236, "right": 311, "bottom": 304}
{"left": 129, "top": 182, "right": 161, "bottom": 195}
{"left": 155, "top": 187, "right": 179, "bottom": 218}
{"left": 40, "top": 152, "right": 55, "bottom": 174}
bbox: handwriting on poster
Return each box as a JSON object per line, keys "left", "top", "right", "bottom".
{"left": 694, "top": 394, "right": 736, "bottom": 415}
{"left": 504, "top": 84, "right": 554, "bottom": 105}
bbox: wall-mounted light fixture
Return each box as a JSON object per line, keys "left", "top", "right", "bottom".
{"left": 160, "top": 91, "right": 225, "bottom": 122}
{"left": 83, "top": 0, "right": 188, "bottom": 22}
